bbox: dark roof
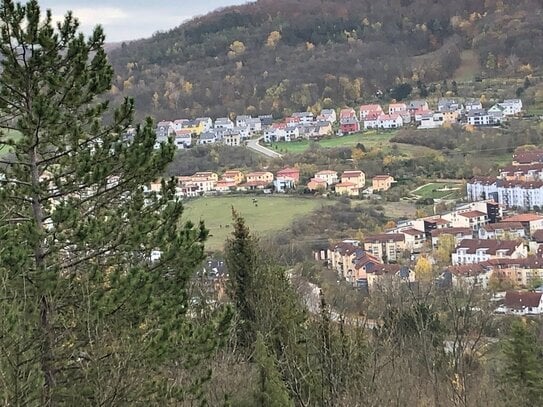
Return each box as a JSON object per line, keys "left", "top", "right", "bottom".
{"left": 504, "top": 291, "right": 542, "bottom": 309}
{"left": 469, "top": 176, "right": 497, "bottom": 185}
{"left": 431, "top": 227, "right": 473, "bottom": 238}
{"left": 364, "top": 234, "right": 405, "bottom": 244}
{"left": 455, "top": 239, "right": 521, "bottom": 255}
{"left": 497, "top": 180, "right": 543, "bottom": 189}
{"left": 447, "top": 263, "right": 487, "bottom": 277}
{"left": 401, "top": 228, "right": 425, "bottom": 237}
{"left": 482, "top": 222, "right": 524, "bottom": 232}
{"left": 533, "top": 229, "right": 543, "bottom": 243}
{"left": 503, "top": 214, "right": 543, "bottom": 223}
{"left": 331, "top": 242, "right": 360, "bottom": 256}
{"left": 459, "top": 210, "right": 486, "bottom": 219}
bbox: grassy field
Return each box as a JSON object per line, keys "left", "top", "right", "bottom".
{"left": 270, "top": 131, "right": 435, "bottom": 156}
{"left": 411, "top": 182, "right": 466, "bottom": 200}
{"left": 453, "top": 50, "right": 481, "bottom": 82}
{"left": 183, "top": 196, "right": 332, "bottom": 251}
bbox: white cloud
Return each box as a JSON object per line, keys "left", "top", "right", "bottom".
{"left": 71, "top": 7, "right": 128, "bottom": 25}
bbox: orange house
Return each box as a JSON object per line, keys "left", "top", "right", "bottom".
{"left": 341, "top": 170, "right": 366, "bottom": 189}
{"left": 372, "top": 175, "right": 395, "bottom": 192}
{"left": 246, "top": 171, "right": 274, "bottom": 184}
{"left": 222, "top": 170, "right": 245, "bottom": 185}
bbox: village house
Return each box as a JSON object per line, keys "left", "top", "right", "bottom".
{"left": 464, "top": 99, "right": 483, "bottom": 112}
{"left": 441, "top": 108, "right": 460, "bottom": 124}
{"left": 264, "top": 123, "right": 287, "bottom": 142}
{"left": 499, "top": 163, "right": 543, "bottom": 182}
{"left": 451, "top": 239, "right": 526, "bottom": 265}
{"left": 274, "top": 177, "right": 296, "bottom": 193}
{"left": 180, "top": 119, "right": 205, "bottom": 135}
{"left": 277, "top": 167, "right": 300, "bottom": 183}
{"left": 245, "top": 118, "right": 262, "bottom": 133}
{"left": 388, "top": 102, "right": 407, "bottom": 115}
{"left": 341, "top": 170, "right": 366, "bottom": 189}
{"left": 307, "top": 178, "right": 328, "bottom": 191}
{"left": 362, "top": 113, "right": 380, "bottom": 130}
{"left": 431, "top": 227, "right": 473, "bottom": 247}
{"left": 246, "top": 171, "right": 274, "bottom": 185}
{"left": 407, "top": 100, "right": 429, "bottom": 117}
{"left": 372, "top": 175, "right": 395, "bottom": 192}
{"left": 155, "top": 121, "right": 174, "bottom": 144}
{"left": 502, "top": 214, "right": 543, "bottom": 236}
{"left": 292, "top": 112, "right": 315, "bottom": 125}
{"left": 340, "top": 117, "right": 360, "bottom": 134}
{"left": 466, "top": 109, "right": 491, "bottom": 126}
{"left": 173, "top": 130, "right": 192, "bottom": 149}
{"left": 359, "top": 104, "right": 384, "bottom": 120}
{"left": 196, "top": 117, "right": 213, "bottom": 132}
{"left": 488, "top": 104, "right": 505, "bottom": 124}
{"left": 318, "top": 109, "right": 337, "bottom": 123}
{"left": 398, "top": 228, "right": 426, "bottom": 252}
{"left": 215, "top": 181, "right": 237, "bottom": 193}
{"left": 377, "top": 113, "right": 403, "bottom": 129}
{"left": 352, "top": 251, "right": 386, "bottom": 284}
{"left": 326, "top": 240, "right": 362, "bottom": 280}
{"left": 499, "top": 99, "right": 523, "bottom": 116}
{"left": 223, "top": 132, "right": 241, "bottom": 147}
{"left": 339, "top": 107, "right": 357, "bottom": 121}
{"left": 478, "top": 222, "right": 526, "bottom": 240}
{"left": 258, "top": 114, "right": 273, "bottom": 127}
{"left": 512, "top": 149, "right": 543, "bottom": 167}
{"left": 443, "top": 210, "right": 489, "bottom": 231}
{"left": 198, "top": 131, "right": 220, "bottom": 145}
{"left": 418, "top": 112, "right": 444, "bottom": 129}
{"left": 235, "top": 115, "right": 252, "bottom": 127}
{"left": 214, "top": 117, "right": 234, "bottom": 130}
{"left": 366, "top": 265, "right": 414, "bottom": 291}
{"left": 221, "top": 170, "right": 245, "bottom": 185}
{"left": 482, "top": 257, "right": 543, "bottom": 288}
{"left": 192, "top": 172, "right": 219, "bottom": 183}
{"left": 496, "top": 291, "right": 543, "bottom": 315}
{"left": 414, "top": 109, "right": 434, "bottom": 123}
{"left": 363, "top": 233, "right": 406, "bottom": 262}
{"left": 335, "top": 182, "right": 360, "bottom": 196}
{"left": 315, "top": 170, "right": 339, "bottom": 186}
{"left": 446, "top": 264, "right": 493, "bottom": 290}
{"left": 437, "top": 98, "right": 462, "bottom": 112}
{"left": 285, "top": 117, "right": 301, "bottom": 128}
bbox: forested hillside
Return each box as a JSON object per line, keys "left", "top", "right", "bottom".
{"left": 108, "top": 0, "right": 543, "bottom": 120}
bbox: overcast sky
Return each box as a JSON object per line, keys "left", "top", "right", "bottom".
{"left": 39, "top": 1, "right": 249, "bottom": 42}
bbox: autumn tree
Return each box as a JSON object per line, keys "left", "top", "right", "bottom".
{"left": 415, "top": 256, "right": 433, "bottom": 282}
{"left": 0, "top": 1, "right": 225, "bottom": 403}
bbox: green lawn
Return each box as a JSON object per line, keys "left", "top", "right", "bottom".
{"left": 183, "top": 196, "right": 332, "bottom": 252}
{"left": 270, "top": 131, "right": 435, "bottom": 156}
{"left": 411, "top": 182, "right": 466, "bottom": 200}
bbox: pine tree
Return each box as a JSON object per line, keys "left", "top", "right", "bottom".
{"left": 501, "top": 319, "right": 543, "bottom": 405}
{"left": 0, "top": 1, "right": 225, "bottom": 403}
{"left": 254, "top": 332, "right": 293, "bottom": 407}
{"left": 225, "top": 208, "right": 259, "bottom": 348}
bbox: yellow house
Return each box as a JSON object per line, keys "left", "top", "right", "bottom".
{"left": 182, "top": 120, "right": 205, "bottom": 135}
{"left": 335, "top": 182, "right": 359, "bottom": 196}
{"left": 222, "top": 170, "right": 245, "bottom": 185}
{"left": 315, "top": 170, "right": 339, "bottom": 186}
{"left": 246, "top": 171, "right": 274, "bottom": 184}
{"left": 372, "top": 175, "right": 394, "bottom": 191}
{"left": 341, "top": 170, "right": 365, "bottom": 189}
{"left": 192, "top": 172, "right": 219, "bottom": 182}
{"left": 442, "top": 109, "right": 460, "bottom": 124}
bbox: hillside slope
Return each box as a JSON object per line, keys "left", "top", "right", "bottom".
{"left": 108, "top": 0, "right": 543, "bottom": 119}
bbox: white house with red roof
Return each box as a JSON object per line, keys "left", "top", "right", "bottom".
{"left": 388, "top": 103, "right": 407, "bottom": 115}
{"left": 359, "top": 104, "right": 384, "bottom": 120}
{"left": 496, "top": 291, "right": 543, "bottom": 315}
{"left": 377, "top": 113, "right": 403, "bottom": 129}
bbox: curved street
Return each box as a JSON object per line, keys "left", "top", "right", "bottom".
{"left": 246, "top": 137, "right": 283, "bottom": 158}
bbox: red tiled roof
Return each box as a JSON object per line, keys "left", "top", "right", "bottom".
{"left": 503, "top": 214, "right": 543, "bottom": 223}
{"left": 335, "top": 182, "right": 357, "bottom": 188}
{"left": 459, "top": 210, "right": 486, "bottom": 219}
{"left": 343, "top": 170, "right": 363, "bottom": 177}
{"left": 504, "top": 291, "right": 542, "bottom": 309}
{"left": 316, "top": 170, "right": 337, "bottom": 175}
{"left": 373, "top": 175, "right": 393, "bottom": 180}
{"left": 331, "top": 242, "right": 360, "bottom": 256}
{"left": 447, "top": 263, "right": 487, "bottom": 277}
{"left": 497, "top": 180, "right": 543, "bottom": 189}
{"left": 469, "top": 176, "right": 497, "bottom": 185}
{"left": 400, "top": 228, "right": 424, "bottom": 236}
{"left": 482, "top": 222, "right": 524, "bottom": 232}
